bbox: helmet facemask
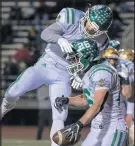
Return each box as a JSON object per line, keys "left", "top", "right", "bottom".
{"left": 66, "top": 52, "right": 89, "bottom": 75}
{"left": 66, "top": 38, "right": 99, "bottom": 75}
{"left": 81, "top": 10, "right": 107, "bottom": 38}
{"left": 81, "top": 5, "right": 112, "bottom": 39}
{"left": 103, "top": 48, "right": 119, "bottom": 67}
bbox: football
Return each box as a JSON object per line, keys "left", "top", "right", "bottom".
{"left": 53, "top": 129, "right": 81, "bottom": 146}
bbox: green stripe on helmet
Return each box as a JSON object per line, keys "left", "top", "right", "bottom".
{"left": 71, "top": 8, "right": 75, "bottom": 24}
{"left": 66, "top": 8, "right": 69, "bottom": 24}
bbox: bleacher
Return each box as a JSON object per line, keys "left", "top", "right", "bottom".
{"left": 1, "top": 1, "right": 134, "bottom": 109}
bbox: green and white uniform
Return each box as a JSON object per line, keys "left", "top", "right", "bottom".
{"left": 82, "top": 61, "right": 127, "bottom": 146}
{"left": 42, "top": 7, "right": 109, "bottom": 66}
{"left": 3, "top": 7, "right": 110, "bottom": 146}
{"left": 118, "top": 60, "right": 134, "bottom": 117}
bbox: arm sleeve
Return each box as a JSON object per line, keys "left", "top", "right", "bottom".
{"left": 92, "top": 70, "right": 112, "bottom": 90}
{"left": 41, "top": 22, "right": 64, "bottom": 43}
{"left": 126, "top": 101, "right": 134, "bottom": 116}
{"left": 128, "top": 63, "right": 134, "bottom": 83}
{"left": 41, "top": 8, "right": 72, "bottom": 43}
{"left": 127, "top": 80, "right": 134, "bottom": 116}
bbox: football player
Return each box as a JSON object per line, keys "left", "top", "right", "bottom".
{"left": 119, "top": 49, "right": 134, "bottom": 146}
{"left": 1, "top": 5, "right": 113, "bottom": 146}
{"left": 109, "top": 40, "right": 134, "bottom": 146}
{"left": 108, "top": 40, "right": 134, "bottom": 146}
{"left": 54, "top": 47, "right": 128, "bottom": 146}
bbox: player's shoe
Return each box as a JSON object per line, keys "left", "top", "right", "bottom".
{"left": 1, "top": 98, "right": 16, "bottom": 119}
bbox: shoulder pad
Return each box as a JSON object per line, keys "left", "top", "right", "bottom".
{"left": 89, "top": 64, "right": 114, "bottom": 78}
{"left": 56, "top": 8, "right": 84, "bottom": 25}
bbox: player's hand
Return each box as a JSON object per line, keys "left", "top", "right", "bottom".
{"left": 125, "top": 114, "right": 133, "bottom": 128}
{"left": 70, "top": 73, "right": 83, "bottom": 89}
{"left": 54, "top": 95, "right": 69, "bottom": 112}
{"left": 62, "top": 121, "right": 84, "bottom": 143}
{"left": 57, "top": 38, "right": 73, "bottom": 53}
{"left": 118, "top": 64, "right": 128, "bottom": 80}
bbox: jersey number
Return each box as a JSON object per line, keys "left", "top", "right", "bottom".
{"left": 77, "top": 41, "right": 90, "bottom": 51}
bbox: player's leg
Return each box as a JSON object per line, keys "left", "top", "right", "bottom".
{"left": 49, "top": 74, "right": 71, "bottom": 146}
{"left": 101, "top": 129, "right": 127, "bottom": 146}
{"left": 81, "top": 130, "right": 101, "bottom": 146}
{"left": 102, "top": 118, "right": 127, "bottom": 146}
{"left": 1, "top": 66, "right": 46, "bottom": 119}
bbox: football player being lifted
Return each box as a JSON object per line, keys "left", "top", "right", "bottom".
{"left": 1, "top": 5, "right": 112, "bottom": 146}
{"left": 54, "top": 45, "right": 128, "bottom": 146}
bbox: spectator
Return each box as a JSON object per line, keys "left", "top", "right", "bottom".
{"left": 9, "top": 1, "right": 23, "bottom": 24}
{"left": 119, "top": 2, "right": 134, "bottom": 12}
{"left": 34, "top": 0, "right": 50, "bottom": 24}
{"left": 28, "top": 26, "right": 38, "bottom": 41}
{"left": 36, "top": 85, "right": 51, "bottom": 140}
{"left": 0, "top": 21, "right": 12, "bottom": 44}
{"left": 31, "top": 49, "right": 41, "bottom": 65}
{"left": 3, "top": 57, "right": 19, "bottom": 88}
{"left": 13, "top": 43, "right": 33, "bottom": 67}
{"left": 108, "top": 2, "right": 125, "bottom": 39}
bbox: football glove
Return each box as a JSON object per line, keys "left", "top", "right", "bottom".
{"left": 61, "top": 121, "right": 84, "bottom": 144}
{"left": 57, "top": 38, "right": 73, "bottom": 53}
{"left": 118, "top": 64, "right": 128, "bottom": 80}
{"left": 70, "top": 73, "right": 83, "bottom": 89}
{"left": 54, "top": 95, "right": 69, "bottom": 112}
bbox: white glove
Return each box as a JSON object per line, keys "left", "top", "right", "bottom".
{"left": 57, "top": 38, "right": 73, "bottom": 53}
{"left": 118, "top": 64, "right": 128, "bottom": 80}
{"left": 70, "top": 73, "right": 83, "bottom": 89}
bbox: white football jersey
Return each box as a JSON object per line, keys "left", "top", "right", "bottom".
{"left": 117, "top": 59, "right": 134, "bottom": 102}
{"left": 44, "top": 8, "right": 109, "bottom": 65}
{"left": 82, "top": 61, "right": 122, "bottom": 123}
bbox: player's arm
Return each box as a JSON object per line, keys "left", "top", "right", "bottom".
{"left": 41, "top": 22, "right": 64, "bottom": 43}
{"left": 79, "top": 89, "right": 108, "bottom": 126}
{"left": 78, "top": 70, "right": 111, "bottom": 126}
{"left": 121, "top": 85, "right": 131, "bottom": 99}
{"left": 54, "top": 94, "right": 88, "bottom": 111}
{"left": 126, "top": 81, "right": 134, "bottom": 128}
{"left": 41, "top": 8, "right": 73, "bottom": 53}
{"left": 41, "top": 8, "right": 67, "bottom": 43}
{"left": 121, "top": 77, "right": 132, "bottom": 99}
{"left": 68, "top": 94, "right": 88, "bottom": 107}
{"left": 53, "top": 71, "right": 111, "bottom": 144}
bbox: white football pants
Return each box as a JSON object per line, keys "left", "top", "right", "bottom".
{"left": 82, "top": 118, "right": 127, "bottom": 146}
{"left": 4, "top": 53, "right": 71, "bottom": 146}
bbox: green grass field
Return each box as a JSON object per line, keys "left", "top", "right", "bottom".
{"left": 2, "top": 140, "right": 81, "bottom": 146}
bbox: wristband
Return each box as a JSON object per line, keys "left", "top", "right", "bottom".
{"left": 121, "top": 78, "right": 130, "bottom": 85}
{"left": 76, "top": 121, "right": 84, "bottom": 129}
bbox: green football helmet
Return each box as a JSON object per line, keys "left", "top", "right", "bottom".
{"left": 108, "top": 40, "right": 120, "bottom": 50}
{"left": 66, "top": 38, "right": 99, "bottom": 75}
{"left": 81, "top": 5, "right": 113, "bottom": 38}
